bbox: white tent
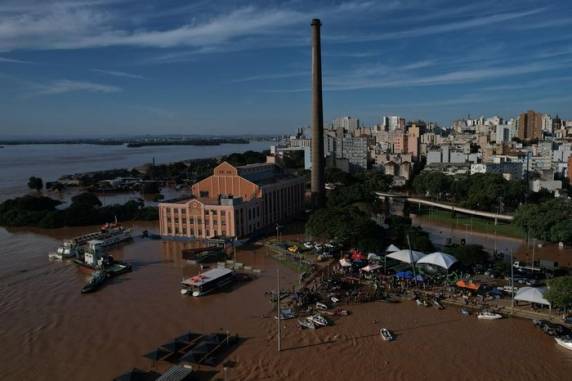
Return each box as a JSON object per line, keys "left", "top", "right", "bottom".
{"left": 385, "top": 244, "right": 400, "bottom": 253}
{"left": 417, "top": 252, "right": 458, "bottom": 270}
{"left": 514, "top": 287, "right": 551, "bottom": 307}
{"left": 386, "top": 249, "right": 426, "bottom": 264}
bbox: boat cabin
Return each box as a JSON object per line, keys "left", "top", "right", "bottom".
{"left": 181, "top": 268, "right": 234, "bottom": 296}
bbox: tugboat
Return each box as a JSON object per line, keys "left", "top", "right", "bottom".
{"left": 81, "top": 271, "right": 108, "bottom": 294}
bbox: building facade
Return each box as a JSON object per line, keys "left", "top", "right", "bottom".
{"left": 159, "top": 161, "right": 305, "bottom": 239}
{"left": 518, "top": 110, "right": 542, "bottom": 141}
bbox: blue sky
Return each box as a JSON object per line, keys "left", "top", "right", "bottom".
{"left": 0, "top": 0, "right": 571, "bottom": 136}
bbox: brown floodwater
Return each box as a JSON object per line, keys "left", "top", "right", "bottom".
{"left": 0, "top": 223, "right": 571, "bottom": 381}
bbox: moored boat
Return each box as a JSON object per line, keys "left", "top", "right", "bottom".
{"left": 555, "top": 336, "right": 572, "bottom": 351}
{"left": 181, "top": 268, "right": 234, "bottom": 297}
{"left": 477, "top": 311, "right": 503, "bottom": 320}
{"left": 298, "top": 317, "right": 316, "bottom": 330}
{"left": 81, "top": 271, "right": 108, "bottom": 294}
{"left": 275, "top": 308, "right": 296, "bottom": 320}
{"left": 460, "top": 308, "right": 471, "bottom": 316}
{"left": 432, "top": 299, "right": 445, "bottom": 310}
{"left": 310, "top": 314, "right": 329, "bottom": 327}
{"left": 380, "top": 328, "right": 394, "bottom": 341}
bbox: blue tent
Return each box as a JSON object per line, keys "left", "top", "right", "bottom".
{"left": 395, "top": 271, "right": 413, "bottom": 280}
{"left": 414, "top": 274, "right": 425, "bottom": 282}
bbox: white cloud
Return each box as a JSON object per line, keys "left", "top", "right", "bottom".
{"left": 0, "top": 56, "right": 32, "bottom": 63}
{"left": 231, "top": 71, "right": 309, "bottom": 83}
{"left": 91, "top": 68, "right": 144, "bottom": 79}
{"left": 31, "top": 79, "right": 122, "bottom": 96}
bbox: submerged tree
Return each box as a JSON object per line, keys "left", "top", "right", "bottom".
{"left": 27, "top": 176, "right": 43, "bottom": 191}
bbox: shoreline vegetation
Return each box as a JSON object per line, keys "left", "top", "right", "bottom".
{"left": 0, "top": 193, "right": 158, "bottom": 229}
{"left": 0, "top": 150, "right": 274, "bottom": 229}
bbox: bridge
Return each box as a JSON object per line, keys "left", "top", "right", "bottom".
{"left": 375, "top": 192, "right": 514, "bottom": 222}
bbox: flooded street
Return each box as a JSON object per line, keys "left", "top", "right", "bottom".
{"left": 1, "top": 224, "right": 571, "bottom": 380}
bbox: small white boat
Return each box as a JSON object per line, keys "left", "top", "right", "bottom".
{"left": 316, "top": 302, "right": 328, "bottom": 310}
{"left": 298, "top": 318, "right": 316, "bottom": 329}
{"left": 310, "top": 314, "right": 329, "bottom": 327}
{"left": 415, "top": 299, "right": 423, "bottom": 306}
{"left": 380, "top": 328, "right": 394, "bottom": 341}
{"left": 460, "top": 308, "right": 471, "bottom": 316}
{"left": 477, "top": 311, "right": 503, "bottom": 320}
{"left": 331, "top": 296, "right": 340, "bottom": 304}
{"left": 555, "top": 336, "right": 572, "bottom": 351}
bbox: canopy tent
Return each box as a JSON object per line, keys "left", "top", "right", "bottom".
{"left": 360, "top": 264, "right": 382, "bottom": 273}
{"left": 456, "top": 280, "right": 481, "bottom": 291}
{"left": 515, "top": 287, "right": 551, "bottom": 307}
{"left": 385, "top": 244, "right": 400, "bottom": 253}
{"left": 417, "top": 252, "right": 458, "bottom": 270}
{"left": 395, "top": 271, "right": 413, "bottom": 280}
{"left": 386, "top": 249, "right": 426, "bottom": 264}
{"left": 351, "top": 249, "right": 366, "bottom": 262}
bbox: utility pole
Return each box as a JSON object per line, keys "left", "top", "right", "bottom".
{"left": 531, "top": 238, "right": 536, "bottom": 272}
{"left": 276, "top": 267, "right": 281, "bottom": 352}
{"left": 510, "top": 251, "right": 515, "bottom": 313}
{"left": 407, "top": 234, "right": 416, "bottom": 277}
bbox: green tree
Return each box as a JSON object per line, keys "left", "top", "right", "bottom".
{"left": 71, "top": 192, "right": 102, "bottom": 208}
{"left": 545, "top": 276, "right": 572, "bottom": 308}
{"left": 27, "top": 176, "right": 43, "bottom": 191}
{"left": 305, "top": 207, "right": 384, "bottom": 251}
{"left": 444, "top": 244, "right": 490, "bottom": 267}
{"left": 514, "top": 199, "right": 572, "bottom": 243}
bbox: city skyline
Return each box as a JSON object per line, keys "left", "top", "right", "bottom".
{"left": 0, "top": 0, "right": 571, "bottom": 136}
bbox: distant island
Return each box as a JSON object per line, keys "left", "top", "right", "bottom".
{"left": 126, "top": 138, "right": 249, "bottom": 147}
{"left": 0, "top": 137, "right": 256, "bottom": 146}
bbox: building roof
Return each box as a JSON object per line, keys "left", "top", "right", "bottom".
{"left": 182, "top": 268, "right": 233, "bottom": 287}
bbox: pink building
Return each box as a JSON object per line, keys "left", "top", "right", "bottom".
{"left": 159, "top": 161, "right": 305, "bottom": 239}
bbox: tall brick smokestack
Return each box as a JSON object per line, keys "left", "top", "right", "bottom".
{"left": 311, "top": 18, "right": 325, "bottom": 208}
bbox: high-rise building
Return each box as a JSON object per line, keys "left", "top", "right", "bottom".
{"left": 332, "top": 116, "right": 360, "bottom": 131}
{"left": 517, "top": 110, "right": 543, "bottom": 141}
{"left": 383, "top": 115, "right": 405, "bottom": 131}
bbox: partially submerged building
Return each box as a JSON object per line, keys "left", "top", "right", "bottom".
{"left": 159, "top": 161, "right": 305, "bottom": 239}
